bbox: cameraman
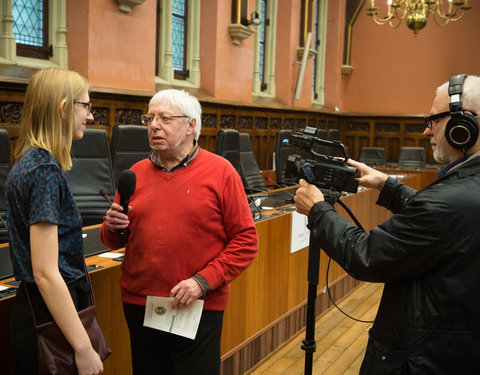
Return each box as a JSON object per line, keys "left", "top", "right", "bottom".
{"left": 294, "top": 74, "right": 480, "bottom": 374}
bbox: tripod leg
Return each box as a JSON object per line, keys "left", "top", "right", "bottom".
{"left": 302, "top": 229, "right": 321, "bottom": 375}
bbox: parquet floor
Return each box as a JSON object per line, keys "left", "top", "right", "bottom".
{"left": 247, "top": 282, "right": 384, "bottom": 375}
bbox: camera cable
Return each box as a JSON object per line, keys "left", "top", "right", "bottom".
{"left": 324, "top": 197, "right": 375, "bottom": 324}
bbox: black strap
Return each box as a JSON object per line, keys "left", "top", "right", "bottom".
{"left": 23, "top": 263, "right": 95, "bottom": 327}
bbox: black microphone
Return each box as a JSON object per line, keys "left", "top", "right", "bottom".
{"left": 116, "top": 170, "right": 136, "bottom": 245}
{"left": 99, "top": 189, "right": 113, "bottom": 205}
{"left": 117, "top": 170, "right": 137, "bottom": 215}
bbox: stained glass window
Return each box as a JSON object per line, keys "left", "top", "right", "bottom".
{"left": 12, "top": 0, "right": 49, "bottom": 59}
{"left": 172, "top": 0, "right": 188, "bottom": 79}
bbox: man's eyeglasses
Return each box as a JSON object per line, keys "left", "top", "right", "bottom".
{"left": 424, "top": 111, "right": 451, "bottom": 129}
{"left": 141, "top": 114, "right": 189, "bottom": 125}
{"left": 74, "top": 100, "right": 92, "bottom": 113}
{"left": 424, "top": 110, "right": 478, "bottom": 128}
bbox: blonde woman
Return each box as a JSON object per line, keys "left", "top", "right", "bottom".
{"left": 5, "top": 68, "right": 103, "bottom": 374}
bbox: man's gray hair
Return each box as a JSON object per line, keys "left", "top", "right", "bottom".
{"left": 436, "top": 75, "right": 480, "bottom": 115}
{"left": 150, "top": 89, "right": 202, "bottom": 140}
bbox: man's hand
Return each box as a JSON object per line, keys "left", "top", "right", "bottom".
{"left": 170, "top": 278, "right": 203, "bottom": 310}
{"left": 347, "top": 159, "right": 388, "bottom": 190}
{"left": 294, "top": 179, "right": 324, "bottom": 216}
{"left": 104, "top": 202, "right": 130, "bottom": 233}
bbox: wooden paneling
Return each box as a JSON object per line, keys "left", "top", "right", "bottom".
{"left": 1, "top": 82, "right": 429, "bottom": 173}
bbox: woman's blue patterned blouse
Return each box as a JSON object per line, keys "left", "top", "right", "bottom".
{"left": 5, "top": 147, "right": 85, "bottom": 283}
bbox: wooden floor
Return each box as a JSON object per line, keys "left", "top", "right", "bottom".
{"left": 247, "top": 282, "right": 384, "bottom": 375}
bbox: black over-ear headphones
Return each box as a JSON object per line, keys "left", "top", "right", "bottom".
{"left": 445, "top": 74, "right": 479, "bottom": 151}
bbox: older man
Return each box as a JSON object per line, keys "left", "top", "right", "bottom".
{"left": 100, "top": 89, "right": 258, "bottom": 375}
{"left": 294, "top": 74, "right": 480, "bottom": 374}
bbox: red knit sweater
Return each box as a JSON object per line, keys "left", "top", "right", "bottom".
{"left": 100, "top": 148, "right": 258, "bottom": 310}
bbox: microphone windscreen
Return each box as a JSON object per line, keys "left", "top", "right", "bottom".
{"left": 117, "top": 169, "right": 136, "bottom": 198}
{"left": 99, "top": 189, "right": 108, "bottom": 197}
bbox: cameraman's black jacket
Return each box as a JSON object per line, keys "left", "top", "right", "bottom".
{"left": 308, "top": 152, "right": 480, "bottom": 375}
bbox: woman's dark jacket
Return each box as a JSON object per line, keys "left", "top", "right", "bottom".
{"left": 307, "top": 153, "right": 480, "bottom": 374}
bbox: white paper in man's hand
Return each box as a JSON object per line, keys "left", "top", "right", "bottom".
{"left": 143, "top": 296, "right": 204, "bottom": 340}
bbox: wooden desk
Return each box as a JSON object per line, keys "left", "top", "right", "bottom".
{"left": 0, "top": 174, "right": 424, "bottom": 375}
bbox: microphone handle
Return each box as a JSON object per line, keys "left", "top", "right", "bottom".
{"left": 117, "top": 196, "right": 130, "bottom": 246}
{"left": 119, "top": 196, "right": 129, "bottom": 215}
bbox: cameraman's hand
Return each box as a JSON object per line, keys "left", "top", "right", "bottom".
{"left": 294, "top": 179, "right": 324, "bottom": 216}
{"left": 347, "top": 159, "right": 388, "bottom": 190}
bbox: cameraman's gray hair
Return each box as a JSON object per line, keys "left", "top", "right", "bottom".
{"left": 436, "top": 75, "right": 480, "bottom": 115}
{"left": 150, "top": 89, "right": 202, "bottom": 140}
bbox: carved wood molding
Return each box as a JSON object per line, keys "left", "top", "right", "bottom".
{"left": 0, "top": 103, "right": 22, "bottom": 124}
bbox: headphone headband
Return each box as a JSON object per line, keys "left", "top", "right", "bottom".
{"left": 448, "top": 74, "right": 467, "bottom": 113}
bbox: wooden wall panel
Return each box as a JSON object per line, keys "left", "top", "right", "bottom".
{"left": 0, "top": 83, "right": 431, "bottom": 172}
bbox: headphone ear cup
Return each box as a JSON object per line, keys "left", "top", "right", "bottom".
{"left": 445, "top": 112, "right": 479, "bottom": 150}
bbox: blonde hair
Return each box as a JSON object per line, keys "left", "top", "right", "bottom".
{"left": 14, "top": 68, "right": 91, "bottom": 171}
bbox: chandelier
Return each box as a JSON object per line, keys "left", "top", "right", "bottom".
{"left": 367, "top": 0, "right": 472, "bottom": 36}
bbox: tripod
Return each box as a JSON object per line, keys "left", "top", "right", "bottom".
{"left": 301, "top": 228, "right": 321, "bottom": 375}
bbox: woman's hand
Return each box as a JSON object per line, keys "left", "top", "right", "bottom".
{"left": 75, "top": 347, "right": 104, "bottom": 375}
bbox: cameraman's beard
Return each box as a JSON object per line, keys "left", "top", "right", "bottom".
{"left": 433, "top": 149, "right": 449, "bottom": 166}
{"left": 433, "top": 137, "right": 457, "bottom": 166}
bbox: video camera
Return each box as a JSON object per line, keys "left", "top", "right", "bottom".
{"left": 284, "top": 127, "right": 358, "bottom": 194}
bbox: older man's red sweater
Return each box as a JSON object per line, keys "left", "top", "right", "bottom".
{"left": 100, "top": 148, "right": 258, "bottom": 311}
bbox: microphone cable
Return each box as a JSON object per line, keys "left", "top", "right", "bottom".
{"left": 324, "top": 197, "right": 375, "bottom": 324}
